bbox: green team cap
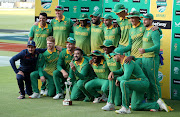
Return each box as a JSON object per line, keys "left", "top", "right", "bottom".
{"left": 110, "top": 47, "right": 125, "bottom": 56}
{"left": 78, "top": 13, "right": 89, "bottom": 20}
{"left": 55, "top": 5, "right": 64, "bottom": 10}
{"left": 142, "top": 13, "right": 154, "bottom": 20}
{"left": 126, "top": 11, "right": 141, "bottom": 18}
{"left": 101, "top": 14, "right": 113, "bottom": 20}
{"left": 88, "top": 50, "right": 103, "bottom": 57}
{"left": 65, "top": 37, "right": 76, "bottom": 44}
{"left": 90, "top": 11, "right": 101, "bottom": 17}
{"left": 112, "top": 3, "right": 126, "bottom": 13}
{"left": 100, "top": 40, "right": 115, "bottom": 48}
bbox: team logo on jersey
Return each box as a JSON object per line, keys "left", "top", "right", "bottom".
{"left": 73, "top": 6, "right": 77, "bottom": 13}
{"left": 54, "top": 22, "right": 57, "bottom": 24}
{"left": 174, "top": 67, "right": 179, "bottom": 74}
{"left": 41, "top": 0, "right": 52, "bottom": 9}
{"left": 46, "top": 29, "right": 49, "bottom": 33}
{"left": 36, "top": 29, "right": 39, "bottom": 32}
{"left": 147, "top": 32, "right": 150, "bottom": 37}
{"left": 47, "top": 56, "right": 51, "bottom": 59}
{"left": 156, "top": 0, "right": 167, "bottom": 13}
{"left": 64, "top": 21, "right": 67, "bottom": 25}
{"left": 112, "top": 29, "right": 115, "bottom": 34}
{"left": 139, "top": 27, "right": 142, "bottom": 32}
{"left": 158, "top": 71, "right": 164, "bottom": 82}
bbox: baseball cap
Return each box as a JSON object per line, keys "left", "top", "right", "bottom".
{"left": 78, "top": 13, "right": 89, "bottom": 20}
{"left": 88, "top": 50, "right": 103, "bottom": 57}
{"left": 142, "top": 13, "right": 154, "bottom": 20}
{"left": 126, "top": 10, "right": 141, "bottom": 18}
{"left": 65, "top": 37, "right": 76, "bottom": 44}
{"left": 101, "top": 14, "right": 113, "bottom": 20}
{"left": 112, "top": 3, "right": 126, "bottom": 13}
{"left": 27, "top": 40, "right": 36, "bottom": 47}
{"left": 90, "top": 11, "right": 101, "bottom": 17}
{"left": 100, "top": 40, "right": 115, "bottom": 48}
{"left": 55, "top": 5, "right": 64, "bottom": 11}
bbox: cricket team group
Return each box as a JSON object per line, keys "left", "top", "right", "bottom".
{"left": 10, "top": 3, "right": 171, "bottom": 114}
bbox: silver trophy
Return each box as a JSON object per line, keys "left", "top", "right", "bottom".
{"left": 63, "top": 77, "right": 72, "bottom": 106}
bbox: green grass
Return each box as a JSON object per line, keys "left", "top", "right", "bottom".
{"left": 0, "top": 66, "right": 180, "bottom": 117}
{"left": 0, "top": 9, "right": 34, "bottom": 30}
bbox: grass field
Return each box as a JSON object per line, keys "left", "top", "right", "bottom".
{"left": 0, "top": 9, "right": 34, "bottom": 30}
{"left": 0, "top": 8, "right": 180, "bottom": 117}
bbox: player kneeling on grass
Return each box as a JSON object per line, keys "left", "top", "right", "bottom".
{"left": 85, "top": 50, "right": 109, "bottom": 103}
{"left": 10, "top": 41, "right": 46, "bottom": 99}
{"left": 111, "top": 47, "right": 170, "bottom": 114}
{"left": 29, "top": 36, "right": 60, "bottom": 98}
{"left": 68, "top": 48, "right": 95, "bottom": 102}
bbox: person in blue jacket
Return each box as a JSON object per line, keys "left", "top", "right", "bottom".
{"left": 10, "top": 41, "right": 46, "bottom": 99}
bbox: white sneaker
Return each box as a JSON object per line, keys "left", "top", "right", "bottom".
{"left": 29, "top": 92, "right": 40, "bottom": 99}
{"left": 115, "top": 106, "right": 131, "bottom": 114}
{"left": 43, "top": 89, "right": 48, "bottom": 96}
{"left": 101, "top": 102, "right": 115, "bottom": 111}
{"left": 93, "top": 97, "right": 101, "bottom": 103}
{"left": 101, "top": 93, "right": 108, "bottom": 102}
{"left": 157, "top": 98, "right": 170, "bottom": 112}
{"left": 53, "top": 93, "right": 64, "bottom": 100}
{"left": 40, "top": 90, "right": 45, "bottom": 95}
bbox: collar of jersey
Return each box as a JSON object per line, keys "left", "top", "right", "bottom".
{"left": 106, "top": 25, "right": 113, "bottom": 29}
{"left": 38, "top": 23, "right": 48, "bottom": 29}
{"left": 47, "top": 48, "right": 56, "bottom": 54}
{"left": 132, "top": 22, "right": 141, "bottom": 28}
{"left": 55, "top": 15, "right": 65, "bottom": 22}
{"left": 66, "top": 49, "right": 73, "bottom": 55}
{"left": 75, "top": 57, "right": 84, "bottom": 66}
{"left": 121, "top": 56, "right": 127, "bottom": 65}
{"left": 79, "top": 24, "right": 89, "bottom": 28}
{"left": 146, "top": 25, "right": 153, "bottom": 31}
{"left": 120, "top": 17, "right": 128, "bottom": 21}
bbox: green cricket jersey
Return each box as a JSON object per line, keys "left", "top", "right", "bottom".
{"left": 69, "top": 57, "right": 94, "bottom": 81}
{"left": 91, "top": 22, "right": 105, "bottom": 53}
{"left": 116, "top": 17, "right": 132, "bottom": 46}
{"left": 92, "top": 59, "right": 110, "bottom": 79}
{"left": 113, "top": 57, "right": 147, "bottom": 81}
{"left": 74, "top": 24, "right": 91, "bottom": 54}
{"left": 103, "top": 53, "right": 121, "bottom": 72}
{"left": 124, "top": 22, "right": 146, "bottom": 58}
{"left": 104, "top": 25, "right": 121, "bottom": 47}
{"left": 57, "top": 48, "right": 73, "bottom": 72}
{"left": 142, "top": 26, "right": 160, "bottom": 58}
{"left": 38, "top": 48, "right": 60, "bottom": 76}
{"left": 51, "top": 16, "right": 74, "bottom": 47}
{"left": 29, "top": 23, "right": 52, "bottom": 49}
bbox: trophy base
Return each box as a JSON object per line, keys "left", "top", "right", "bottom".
{"left": 63, "top": 100, "right": 72, "bottom": 106}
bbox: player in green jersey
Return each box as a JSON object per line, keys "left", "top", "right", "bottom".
{"left": 102, "top": 14, "right": 121, "bottom": 47}
{"left": 90, "top": 11, "right": 105, "bottom": 53}
{"left": 29, "top": 36, "right": 60, "bottom": 98}
{"left": 100, "top": 40, "right": 122, "bottom": 110}
{"left": 51, "top": 5, "right": 74, "bottom": 48}
{"left": 139, "top": 13, "right": 161, "bottom": 102}
{"left": 68, "top": 48, "right": 94, "bottom": 102}
{"left": 111, "top": 47, "right": 169, "bottom": 114}
{"left": 85, "top": 50, "right": 110, "bottom": 103}
{"left": 53, "top": 37, "right": 76, "bottom": 99}
{"left": 29, "top": 12, "right": 52, "bottom": 49}
{"left": 74, "top": 13, "right": 91, "bottom": 54}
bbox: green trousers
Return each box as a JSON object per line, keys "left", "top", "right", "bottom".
{"left": 85, "top": 78, "right": 109, "bottom": 98}
{"left": 135, "top": 58, "right": 142, "bottom": 68}
{"left": 108, "top": 78, "right": 122, "bottom": 106}
{"left": 142, "top": 56, "right": 161, "bottom": 101}
{"left": 71, "top": 79, "right": 92, "bottom": 100}
{"left": 53, "top": 70, "right": 66, "bottom": 94}
{"left": 120, "top": 79, "right": 160, "bottom": 110}
{"left": 30, "top": 71, "right": 56, "bottom": 97}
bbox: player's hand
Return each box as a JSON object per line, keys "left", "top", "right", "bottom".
{"left": 40, "top": 76, "right": 46, "bottom": 82}
{"left": 33, "top": 22, "right": 39, "bottom": 26}
{"left": 124, "top": 56, "right": 134, "bottom": 64}
{"left": 73, "top": 21, "right": 80, "bottom": 26}
{"left": 151, "top": 26, "right": 159, "bottom": 31}
{"left": 17, "top": 71, "right": 24, "bottom": 77}
{"left": 70, "top": 62, "right": 76, "bottom": 72}
{"left": 108, "top": 72, "right": 114, "bottom": 81}
{"left": 115, "top": 80, "right": 120, "bottom": 86}
{"left": 89, "top": 59, "right": 93, "bottom": 64}
{"left": 61, "top": 69, "right": 68, "bottom": 78}
{"left": 139, "top": 48, "right": 145, "bottom": 54}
